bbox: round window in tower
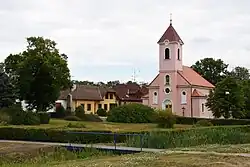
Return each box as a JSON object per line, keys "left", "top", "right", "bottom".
{"left": 154, "top": 92, "right": 157, "bottom": 96}
{"left": 182, "top": 91, "right": 186, "bottom": 96}
{"left": 165, "top": 88, "right": 170, "bottom": 94}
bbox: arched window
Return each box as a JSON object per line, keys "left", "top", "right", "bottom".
{"left": 153, "top": 91, "right": 158, "bottom": 104}
{"left": 165, "top": 75, "right": 170, "bottom": 85}
{"left": 177, "top": 49, "right": 180, "bottom": 60}
{"left": 165, "top": 48, "right": 170, "bottom": 59}
{"left": 181, "top": 91, "right": 187, "bottom": 104}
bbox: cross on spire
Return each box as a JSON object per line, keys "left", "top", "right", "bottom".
{"left": 170, "top": 13, "right": 172, "bottom": 25}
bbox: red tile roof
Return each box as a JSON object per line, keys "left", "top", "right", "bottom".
{"left": 113, "top": 83, "right": 148, "bottom": 102}
{"left": 178, "top": 66, "right": 214, "bottom": 88}
{"left": 158, "top": 24, "right": 183, "bottom": 44}
{"left": 192, "top": 89, "right": 205, "bottom": 97}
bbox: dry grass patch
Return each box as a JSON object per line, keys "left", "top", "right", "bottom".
{"left": 5, "top": 153, "right": 250, "bottom": 167}
{"left": 171, "top": 144, "right": 250, "bottom": 153}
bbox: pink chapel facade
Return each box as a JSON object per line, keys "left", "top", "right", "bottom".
{"left": 142, "top": 21, "right": 215, "bottom": 118}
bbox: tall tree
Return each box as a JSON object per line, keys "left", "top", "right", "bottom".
{"left": 0, "top": 71, "right": 16, "bottom": 108}
{"left": 241, "top": 80, "right": 250, "bottom": 118}
{"left": 229, "top": 66, "right": 250, "bottom": 81}
{"left": 206, "top": 77, "right": 245, "bottom": 118}
{"left": 191, "top": 58, "right": 228, "bottom": 85}
{"left": 4, "top": 37, "right": 71, "bottom": 111}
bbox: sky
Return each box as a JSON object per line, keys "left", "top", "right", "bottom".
{"left": 0, "top": 0, "right": 250, "bottom": 83}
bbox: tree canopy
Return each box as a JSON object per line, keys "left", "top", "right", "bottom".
{"left": 4, "top": 37, "right": 71, "bottom": 111}
{"left": 191, "top": 58, "right": 228, "bottom": 85}
{"left": 0, "top": 70, "right": 16, "bottom": 108}
{"left": 229, "top": 66, "right": 250, "bottom": 81}
{"left": 206, "top": 77, "right": 245, "bottom": 119}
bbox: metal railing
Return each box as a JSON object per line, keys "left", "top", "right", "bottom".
{"left": 67, "top": 131, "right": 144, "bottom": 151}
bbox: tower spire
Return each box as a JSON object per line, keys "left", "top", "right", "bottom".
{"left": 170, "top": 13, "right": 172, "bottom": 25}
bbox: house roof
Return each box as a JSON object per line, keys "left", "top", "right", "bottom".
{"left": 113, "top": 83, "right": 148, "bottom": 101}
{"left": 192, "top": 89, "right": 205, "bottom": 97}
{"left": 59, "top": 85, "right": 116, "bottom": 101}
{"left": 178, "top": 66, "right": 214, "bottom": 88}
{"left": 158, "top": 23, "right": 183, "bottom": 44}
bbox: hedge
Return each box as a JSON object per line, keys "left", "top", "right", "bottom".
{"left": 176, "top": 116, "right": 250, "bottom": 125}
{"left": 0, "top": 127, "right": 132, "bottom": 144}
{"left": 0, "top": 126, "right": 250, "bottom": 148}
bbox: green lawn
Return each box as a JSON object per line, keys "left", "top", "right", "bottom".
{"left": 1, "top": 119, "right": 193, "bottom": 132}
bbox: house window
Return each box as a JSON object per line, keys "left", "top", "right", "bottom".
{"left": 87, "top": 104, "right": 91, "bottom": 111}
{"left": 110, "top": 94, "right": 114, "bottom": 99}
{"left": 153, "top": 92, "right": 158, "bottom": 104}
{"left": 177, "top": 49, "right": 180, "bottom": 60}
{"left": 181, "top": 91, "right": 187, "bottom": 104}
{"left": 165, "top": 88, "right": 170, "bottom": 94}
{"left": 202, "top": 103, "right": 205, "bottom": 112}
{"left": 165, "top": 75, "right": 170, "bottom": 85}
{"left": 98, "top": 104, "right": 102, "bottom": 109}
{"left": 165, "top": 48, "right": 170, "bottom": 59}
{"left": 104, "top": 104, "right": 108, "bottom": 110}
{"left": 105, "top": 94, "right": 109, "bottom": 99}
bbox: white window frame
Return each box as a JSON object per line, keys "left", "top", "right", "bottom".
{"left": 181, "top": 91, "right": 187, "bottom": 104}
{"left": 164, "top": 87, "right": 171, "bottom": 94}
{"left": 153, "top": 91, "right": 158, "bottom": 104}
{"left": 165, "top": 74, "right": 170, "bottom": 85}
{"left": 164, "top": 47, "right": 171, "bottom": 60}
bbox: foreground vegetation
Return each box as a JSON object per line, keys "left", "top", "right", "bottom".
{"left": 2, "top": 142, "right": 250, "bottom": 167}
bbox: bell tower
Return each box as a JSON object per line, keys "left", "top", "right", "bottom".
{"left": 158, "top": 15, "right": 184, "bottom": 72}
{"left": 157, "top": 15, "right": 184, "bottom": 112}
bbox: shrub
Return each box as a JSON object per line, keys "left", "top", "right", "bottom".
{"left": 97, "top": 108, "right": 107, "bottom": 117}
{"left": 22, "top": 111, "right": 40, "bottom": 125}
{"left": 64, "top": 115, "right": 81, "bottom": 121}
{"left": 156, "top": 109, "right": 176, "bottom": 128}
{"left": 0, "top": 111, "right": 11, "bottom": 125}
{"left": 55, "top": 105, "right": 66, "bottom": 118}
{"left": 175, "top": 116, "right": 250, "bottom": 126}
{"left": 0, "top": 105, "right": 41, "bottom": 125}
{"left": 38, "top": 112, "right": 50, "bottom": 124}
{"left": 107, "top": 103, "right": 155, "bottom": 123}
{"left": 75, "top": 106, "right": 85, "bottom": 119}
{"left": 82, "top": 114, "right": 103, "bottom": 122}
{"left": 65, "top": 108, "right": 73, "bottom": 116}
{"left": 67, "top": 122, "right": 86, "bottom": 128}
{"left": 195, "top": 120, "right": 213, "bottom": 127}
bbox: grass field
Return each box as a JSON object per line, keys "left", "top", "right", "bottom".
{"left": 2, "top": 142, "right": 250, "bottom": 167}
{"left": 0, "top": 119, "right": 193, "bottom": 132}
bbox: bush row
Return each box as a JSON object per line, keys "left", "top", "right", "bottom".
{"left": 176, "top": 116, "right": 250, "bottom": 125}
{"left": 0, "top": 105, "right": 50, "bottom": 125}
{"left": 0, "top": 126, "right": 250, "bottom": 149}
{"left": 0, "top": 127, "right": 126, "bottom": 143}
{"left": 126, "top": 125, "right": 250, "bottom": 149}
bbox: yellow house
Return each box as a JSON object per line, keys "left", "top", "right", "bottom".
{"left": 58, "top": 85, "right": 118, "bottom": 114}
